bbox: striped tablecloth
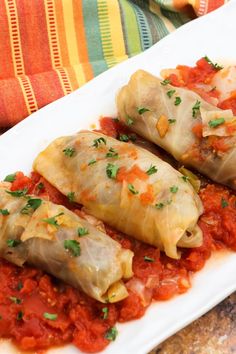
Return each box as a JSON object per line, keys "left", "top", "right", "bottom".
{"left": 0, "top": 0, "right": 226, "bottom": 127}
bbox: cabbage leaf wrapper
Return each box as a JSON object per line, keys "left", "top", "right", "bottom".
{"left": 117, "top": 70, "right": 236, "bottom": 190}
{"left": 0, "top": 185, "right": 133, "bottom": 303}
{"left": 33, "top": 131, "right": 203, "bottom": 259}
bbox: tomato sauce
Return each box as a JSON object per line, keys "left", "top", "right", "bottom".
{"left": 165, "top": 57, "right": 221, "bottom": 104}
{"left": 164, "top": 58, "right": 236, "bottom": 156}
{"left": 1, "top": 117, "right": 236, "bottom": 353}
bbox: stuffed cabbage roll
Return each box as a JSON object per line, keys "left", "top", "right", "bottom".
{"left": 0, "top": 184, "right": 133, "bottom": 303}
{"left": 33, "top": 131, "right": 203, "bottom": 259}
{"left": 117, "top": 70, "right": 236, "bottom": 190}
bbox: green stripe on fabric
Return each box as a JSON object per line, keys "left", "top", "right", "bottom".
{"left": 97, "top": 0, "right": 114, "bottom": 68}
{"left": 161, "top": 8, "right": 191, "bottom": 28}
{"left": 119, "top": 0, "right": 142, "bottom": 56}
{"left": 131, "top": 0, "right": 169, "bottom": 48}
{"left": 131, "top": 2, "right": 153, "bottom": 50}
{"left": 82, "top": 0, "right": 108, "bottom": 75}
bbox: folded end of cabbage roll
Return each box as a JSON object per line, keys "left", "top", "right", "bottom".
{"left": 0, "top": 186, "right": 134, "bottom": 303}
{"left": 177, "top": 225, "right": 203, "bottom": 249}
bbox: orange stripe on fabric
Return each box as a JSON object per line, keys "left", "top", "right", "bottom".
{"left": 0, "top": 78, "right": 28, "bottom": 126}
{"left": 16, "top": 0, "right": 52, "bottom": 74}
{"left": 61, "top": 0, "right": 86, "bottom": 86}
{"left": 73, "top": 0, "right": 93, "bottom": 82}
{"left": 4, "top": 0, "right": 24, "bottom": 76}
{"left": 66, "top": 66, "right": 79, "bottom": 91}
{"left": 17, "top": 76, "right": 38, "bottom": 115}
{"left": 0, "top": 2, "right": 14, "bottom": 79}
{"left": 56, "top": 68, "right": 73, "bottom": 95}
{"left": 44, "top": 0, "right": 74, "bottom": 96}
{"left": 54, "top": 0, "right": 71, "bottom": 69}
{"left": 29, "top": 70, "right": 65, "bottom": 109}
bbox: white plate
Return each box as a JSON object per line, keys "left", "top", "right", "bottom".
{"left": 1, "top": 1, "right": 236, "bottom": 353}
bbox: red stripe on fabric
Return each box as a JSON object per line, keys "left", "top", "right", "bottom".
{"left": 29, "top": 70, "right": 64, "bottom": 108}
{"left": 0, "top": 78, "right": 28, "bottom": 127}
{"left": 15, "top": 0, "right": 52, "bottom": 74}
{"left": 207, "top": 0, "right": 225, "bottom": 13}
{"left": 0, "top": 2, "right": 15, "bottom": 79}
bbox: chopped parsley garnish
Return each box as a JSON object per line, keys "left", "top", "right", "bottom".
{"left": 88, "top": 159, "right": 97, "bottom": 166}
{"left": 37, "top": 182, "right": 44, "bottom": 190}
{"left": 161, "top": 78, "right": 170, "bottom": 86}
{"left": 21, "top": 198, "right": 42, "bottom": 214}
{"left": 155, "top": 202, "right": 164, "bottom": 209}
{"left": 42, "top": 212, "right": 64, "bottom": 228}
{"left": 64, "top": 240, "right": 81, "bottom": 257}
{"left": 144, "top": 256, "right": 155, "bottom": 262}
{"left": 168, "top": 119, "right": 176, "bottom": 124}
{"left": 192, "top": 100, "right": 201, "bottom": 118}
{"left": 106, "top": 148, "right": 118, "bottom": 159}
{"left": 126, "top": 116, "right": 134, "bottom": 126}
{"left": 221, "top": 198, "right": 228, "bottom": 208}
{"left": 181, "top": 175, "right": 189, "bottom": 182}
{"left": 146, "top": 165, "right": 158, "bottom": 176}
{"left": 155, "top": 199, "right": 172, "bottom": 209}
{"left": 137, "top": 107, "right": 150, "bottom": 114}
{"left": 174, "top": 97, "right": 182, "bottom": 106}
{"left": 17, "top": 281, "right": 23, "bottom": 291}
{"left": 63, "top": 147, "right": 75, "bottom": 157}
{"left": 102, "top": 307, "right": 109, "bottom": 319}
{"left": 105, "top": 327, "right": 118, "bottom": 341}
{"left": 93, "top": 137, "right": 107, "bottom": 148}
{"left": 78, "top": 227, "right": 89, "bottom": 237}
{"left": 9, "top": 296, "right": 22, "bottom": 304}
{"left": 118, "top": 134, "right": 136, "bottom": 142}
{"left": 167, "top": 90, "right": 176, "bottom": 98}
{"left": 204, "top": 56, "right": 223, "bottom": 71}
{"left": 118, "top": 134, "right": 129, "bottom": 142}
{"left": 6, "top": 188, "right": 28, "bottom": 197}
{"left": 67, "top": 192, "right": 75, "bottom": 203}
{"left": 208, "top": 118, "right": 225, "bottom": 128}
{"left": 0, "top": 209, "right": 9, "bottom": 215}
{"left": 16, "top": 311, "right": 23, "bottom": 321}
{"left": 170, "top": 185, "right": 179, "bottom": 193}
{"left": 106, "top": 163, "right": 119, "bottom": 179}
{"left": 43, "top": 312, "right": 58, "bottom": 321}
{"left": 128, "top": 183, "right": 138, "bottom": 195}
{"left": 7, "top": 239, "right": 21, "bottom": 248}
{"left": 4, "top": 173, "right": 16, "bottom": 182}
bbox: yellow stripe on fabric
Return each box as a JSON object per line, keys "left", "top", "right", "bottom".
{"left": 149, "top": 0, "right": 176, "bottom": 33}
{"left": 61, "top": 0, "right": 86, "bottom": 85}
{"left": 56, "top": 67, "right": 73, "bottom": 95}
{"left": 106, "top": 0, "right": 127, "bottom": 65}
{"left": 17, "top": 76, "right": 38, "bottom": 115}
{"left": 4, "top": 0, "right": 25, "bottom": 76}
{"left": 45, "top": 0, "right": 75, "bottom": 93}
